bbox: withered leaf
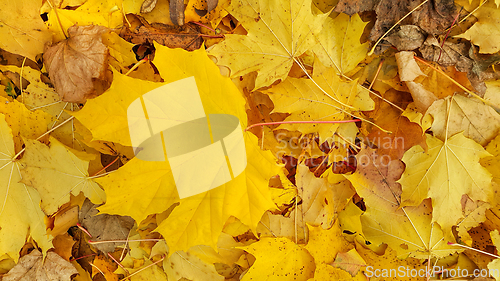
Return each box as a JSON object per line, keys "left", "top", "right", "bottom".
{"left": 43, "top": 25, "right": 110, "bottom": 103}
{"left": 79, "top": 199, "right": 135, "bottom": 254}
{"left": 141, "top": 0, "right": 158, "bottom": 13}
{"left": 3, "top": 250, "right": 77, "bottom": 281}
{"left": 120, "top": 15, "right": 202, "bottom": 51}
{"left": 170, "top": 0, "right": 185, "bottom": 25}
{"left": 334, "top": 0, "right": 377, "bottom": 16}
{"left": 369, "top": 0, "right": 456, "bottom": 42}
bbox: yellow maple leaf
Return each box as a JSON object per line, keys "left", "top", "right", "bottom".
{"left": 456, "top": 0, "right": 500, "bottom": 53}
{"left": 20, "top": 137, "right": 105, "bottom": 215}
{"left": 0, "top": 114, "right": 51, "bottom": 261}
{"left": 76, "top": 44, "right": 279, "bottom": 253}
{"left": 488, "top": 230, "right": 500, "bottom": 281}
{"left": 426, "top": 95, "right": 500, "bottom": 146}
{"left": 264, "top": 61, "right": 373, "bottom": 140}
{"left": 0, "top": 0, "right": 52, "bottom": 61}
{"left": 296, "top": 165, "right": 354, "bottom": 228}
{"left": 165, "top": 251, "right": 224, "bottom": 281}
{"left": 346, "top": 146, "right": 458, "bottom": 258}
{"left": 313, "top": 13, "right": 370, "bottom": 76}
{"left": 238, "top": 237, "right": 315, "bottom": 280}
{"left": 399, "top": 133, "right": 492, "bottom": 240}
{"left": 208, "top": 0, "right": 329, "bottom": 89}
{"left": 305, "top": 221, "right": 353, "bottom": 264}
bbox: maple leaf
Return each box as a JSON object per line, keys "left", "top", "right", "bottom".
{"left": 363, "top": 89, "right": 426, "bottom": 160}
{"left": 0, "top": 0, "right": 52, "bottom": 61}
{"left": 2, "top": 250, "right": 77, "bottom": 281}
{"left": 346, "top": 146, "right": 458, "bottom": 258}
{"left": 165, "top": 251, "right": 224, "bottom": 281}
{"left": 312, "top": 13, "right": 370, "bottom": 76}
{"left": 238, "top": 237, "right": 315, "bottom": 280}
{"left": 20, "top": 137, "right": 104, "bottom": 215}
{"left": 456, "top": 0, "right": 500, "bottom": 53}
{"left": 426, "top": 95, "right": 500, "bottom": 146}
{"left": 304, "top": 221, "right": 353, "bottom": 264}
{"left": 488, "top": 230, "right": 500, "bottom": 281}
{"left": 0, "top": 114, "right": 51, "bottom": 261}
{"left": 399, "top": 133, "right": 492, "bottom": 240}
{"left": 75, "top": 44, "right": 279, "bottom": 253}
{"left": 295, "top": 164, "right": 354, "bottom": 227}
{"left": 263, "top": 61, "right": 374, "bottom": 140}
{"left": 208, "top": 0, "right": 329, "bottom": 89}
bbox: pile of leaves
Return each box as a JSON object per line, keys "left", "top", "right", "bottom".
{"left": 1, "top": 0, "right": 500, "bottom": 280}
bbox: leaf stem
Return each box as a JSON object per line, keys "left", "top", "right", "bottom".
{"left": 448, "top": 242, "right": 500, "bottom": 259}
{"left": 88, "top": 238, "right": 164, "bottom": 244}
{"left": 245, "top": 119, "right": 361, "bottom": 131}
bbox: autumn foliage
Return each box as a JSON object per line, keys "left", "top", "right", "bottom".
{"left": 1, "top": 0, "right": 500, "bottom": 280}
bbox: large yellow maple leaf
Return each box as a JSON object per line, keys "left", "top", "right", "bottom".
{"left": 0, "top": 114, "right": 51, "bottom": 261}
{"left": 208, "top": 0, "right": 329, "bottom": 89}
{"left": 346, "top": 146, "right": 458, "bottom": 259}
{"left": 263, "top": 61, "right": 373, "bottom": 140}
{"left": 76, "top": 44, "right": 280, "bottom": 253}
{"left": 398, "top": 133, "right": 493, "bottom": 240}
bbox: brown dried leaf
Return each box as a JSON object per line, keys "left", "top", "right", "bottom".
{"left": 334, "top": 0, "right": 377, "bottom": 16}
{"left": 79, "top": 199, "right": 135, "bottom": 254}
{"left": 170, "top": 0, "right": 185, "bottom": 25}
{"left": 141, "top": 0, "right": 158, "bottom": 13}
{"left": 120, "top": 15, "right": 202, "bottom": 51}
{"left": 3, "top": 250, "right": 77, "bottom": 281}
{"left": 43, "top": 25, "right": 110, "bottom": 103}
{"left": 369, "top": 0, "right": 457, "bottom": 42}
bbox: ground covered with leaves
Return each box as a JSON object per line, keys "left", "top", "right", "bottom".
{"left": 1, "top": 0, "right": 500, "bottom": 280}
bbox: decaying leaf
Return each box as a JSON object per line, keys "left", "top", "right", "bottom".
{"left": 141, "top": 0, "right": 157, "bottom": 13}
{"left": 170, "top": 0, "right": 185, "bottom": 25}
{"left": 43, "top": 25, "right": 110, "bottom": 103}
{"left": 2, "top": 250, "right": 77, "bottom": 281}
{"left": 79, "top": 199, "right": 135, "bottom": 253}
{"left": 334, "top": 0, "right": 377, "bottom": 15}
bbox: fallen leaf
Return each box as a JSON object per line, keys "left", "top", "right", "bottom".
{"left": 43, "top": 25, "right": 110, "bottom": 103}
{"left": 264, "top": 61, "right": 373, "bottom": 141}
{"left": 257, "top": 211, "right": 307, "bottom": 244}
{"left": 334, "top": 0, "right": 377, "bottom": 15}
{"left": 399, "top": 133, "right": 493, "bottom": 240}
{"left": 488, "top": 230, "right": 500, "bottom": 281}
{"left": 3, "top": 250, "right": 77, "bottom": 281}
{"left": 209, "top": 0, "right": 329, "bottom": 89}
{"left": 369, "top": 0, "right": 456, "bottom": 42}
{"left": 20, "top": 137, "right": 105, "bottom": 215}
{"left": 165, "top": 251, "right": 224, "bottom": 281}
{"left": 0, "top": 114, "right": 52, "bottom": 261}
{"left": 305, "top": 221, "right": 353, "bottom": 264}
{"left": 239, "top": 237, "right": 315, "bottom": 281}
{"left": 79, "top": 199, "right": 135, "bottom": 253}
{"left": 456, "top": 0, "right": 500, "bottom": 53}
{"left": 119, "top": 15, "right": 203, "bottom": 51}
{"left": 0, "top": 0, "right": 52, "bottom": 61}
{"left": 296, "top": 164, "right": 355, "bottom": 227}
{"left": 170, "top": 0, "right": 185, "bottom": 25}
{"left": 141, "top": 0, "right": 157, "bottom": 13}
{"left": 332, "top": 248, "right": 366, "bottom": 277}
{"left": 426, "top": 94, "right": 500, "bottom": 146}
{"left": 385, "top": 25, "right": 426, "bottom": 51}
{"left": 364, "top": 89, "right": 426, "bottom": 160}
{"left": 346, "top": 146, "right": 458, "bottom": 258}
{"left": 312, "top": 13, "right": 370, "bottom": 76}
